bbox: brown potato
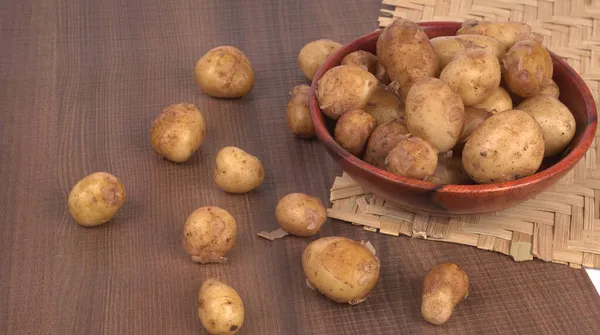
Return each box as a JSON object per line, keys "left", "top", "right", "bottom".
{"left": 426, "top": 155, "right": 473, "bottom": 185}
{"left": 150, "top": 103, "right": 206, "bottom": 163}
{"left": 364, "top": 84, "right": 405, "bottom": 126}
{"left": 453, "top": 107, "right": 493, "bottom": 153}
{"left": 430, "top": 34, "right": 504, "bottom": 69}
{"left": 376, "top": 18, "right": 439, "bottom": 100}
{"left": 457, "top": 19, "right": 533, "bottom": 52}
{"left": 341, "top": 50, "right": 378, "bottom": 74}
{"left": 198, "top": 279, "right": 244, "bottom": 334}
{"left": 275, "top": 193, "right": 327, "bottom": 237}
{"left": 517, "top": 95, "right": 576, "bottom": 157}
{"left": 298, "top": 39, "right": 342, "bottom": 81}
{"left": 286, "top": 84, "right": 315, "bottom": 139}
{"left": 470, "top": 86, "right": 513, "bottom": 114}
{"left": 334, "top": 109, "right": 377, "bottom": 156}
{"left": 421, "top": 263, "right": 470, "bottom": 325}
{"left": 386, "top": 136, "right": 438, "bottom": 180}
{"left": 316, "top": 65, "right": 379, "bottom": 120}
{"left": 194, "top": 46, "right": 254, "bottom": 98}
{"left": 502, "top": 37, "right": 553, "bottom": 98}
{"left": 213, "top": 146, "right": 264, "bottom": 193}
{"left": 183, "top": 206, "right": 237, "bottom": 264}
{"left": 539, "top": 78, "right": 560, "bottom": 98}
{"left": 363, "top": 121, "right": 410, "bottom": 169}
{"left": 68, "top": 172, "right": 126, "bottom": 227}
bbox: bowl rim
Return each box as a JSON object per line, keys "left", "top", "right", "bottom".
{"left": 309, "top": 21, "right": 598, "bottom": 193}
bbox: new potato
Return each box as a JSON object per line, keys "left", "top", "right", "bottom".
{"left": 183, "top": 206, "right": 237, "bottom": 264}
{"left": 456, "top": 20, "right": 532, "bottom": 51}
{"left": 430, "top": 34, "right": 504, "bottom": 69}
{"left": 198, "top": 279, "right": 244, "bottom": 335}
{"left": 286, "top": 84, "right": 315, "bottom": 139}
{"left": 453, "top": 107, "right": 493, "bottom": 153}
{"left": 363, "top": 121, "right": 410, "bottom": 169}
{"left": 421, "top": 263, "right": 470, "bottom": 325}
{"left": 275, "top": 193, "right": 327, "bottom": 237}
{"left": 214, "top": 146, "right": 264, "bottom": 193}
{"left": 502, "top": 37, "right": 553, "bottom": 98}
{"left": 68, "top": 172, "right": 126, "bottom": 227}
{"left": 341, "top": 50, "right": 378, "bottom": 74}
{"left": 194, "top": 46, "right": 254, "bottom": 98}
{"left": 470, "top": 86, "right": 513, "bottom": 114}
{"left": 539, "top": 78, "right": 560, "bottom": 98}
{"left": 334, "top": 109, "right": 377, "bottom": 156}
{"left": 386, "top": 136, "right": 438, "bottom": 180}
{"left": 363, "top": 84, "right": 405, "bottom": 126}
{"left": 427, "top": 155, "right": 472, "bottom": 185}
{"left": 298, "top": 39, "right": 342, "bottom": 81}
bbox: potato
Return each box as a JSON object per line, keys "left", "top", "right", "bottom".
{"left": 386, "top": 136, "right": 438, "bottom": 180}
{"left": 364, "top": 84, "right": 405, "bottom": 126}
{"left": 363, "top": 121, "right": 410, "bottom": 169}
{"left": 457, "top": 19, "right": 533, "bottom": 52}
{"left": 298, "top": 39, "right": 342, "bottom": 81}
{"left": 375, "top": 62, "right": 390, "bottom": 85}
{"left": 316, "top": 65, "right": 378, "bottom": 120}
{"left": 183, "top": 206, "right": 237, "bottom": 264}
{"left": 376, "top": 18, "right": 439, "bottom": 100}
{"left": 539, "top": 78, "right": 560, "bottom": 98}
{"left": 341, "top": 50, "right": 378, "bottom": 74}
{"left": 470, "top": 86, "right": 513, "bottom": 114}
{"left": 406, "top": 78, "right": 465, "bottom": 153}
{"left": 198, "top": 279, "right": 244, "bottom": 334}
{"left": 427, "top": 155, "right": 472, "bottom": 185}
{"left": 421, "top": 263, "right": 469, "bottom": 325}
{"left": 462, "top": 109, "right": 545, "bottom": 184}
{"left": 430, "top": 34, "right": 504, "bottom": 69}
{"left": 275, "top": 193, "right": 327, "bottom": 237}
{"left": 67, "top": 172, "right": 126, "bottom": 227}
{"left": 502, "top": 37, "right": 553, "bottom": 98}
{"left": 453, "top": 107, "right": 493, "bottom": 153}
{"left": 517, "top": 95, "right": 576, "bottom": 157}
{"left": 302, "top": 237, "right": 380, "bottom": 304}
{"left": 194, "top": 46, "right": 254, "bottom": 98}
{"left": 440, "top": 48, "right": 501, "bottom": 106}
{"left": 334, "top": 109, "right": 377, "bottom": 156}
{"left": 286, "top": 84, "right": 315, "bottom": 139}
{"left": 150, "top": 103, "right": 206, "bottom": 163}
{"left": 214, "top": 146, "right": 264, "bottom": 193}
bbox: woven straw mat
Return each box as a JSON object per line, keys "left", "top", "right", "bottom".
{"left": 325, "top": 0, "right": 600, "bottom": 270}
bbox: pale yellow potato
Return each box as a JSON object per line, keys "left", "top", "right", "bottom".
{"left": 457, "top": 19, "right": 533, "bottom": 52}
{"left": 363, "top": 121, "right": 410, "bottom": 169}
{"left": 341, "top": 50, "right": 378, "bottom": 74}
{"left": 298, "top": 39, "right": 342, "bottom": 81}
{"left": 386, "top": 136, "right": 438, "bottom": 180}
{"left": 275, "top": 193, "right": 327, "bottom": 237}
{"left": 198, "top": 279, "right": 244, "bottom": 334}
{"left": 334, "top": 109, "right": 377, "bottom": 156}
{"left": 214, "top": 146, "right": 264, "bottom": 193}
{"left": 453, "top": 107, "right": 493, "bottom": 153}
{"left": 427, "top": 155, "right": 473, "bottom": 185}
{"left": 183, "top": 206, "right": 237, "bottom": 264}
{"left": 68, "top": 172, "right": 126, "bottom": 227}
{"left": 470, "top": 86, "right": 513, "bottom": 114}
{"left": 430, "top": 34, "right": 504, "bottom": 69}
{"left": 406, "top": 77, "right": 465, "bottom": 153}
{"left": 538, "top": 78, "right": 560, "bottom": 98}
{"left": 286, "top": 84, "right": 315, "bottom": 139}
{"left": 502, "top": 37, "right": 553, "bottom": 98}
{"left": 363, "top": 84, "right": 405, "bottom": 126}
{"left": 462, "top": 109, "right": 545, "bottom": 184}
{"left": 421, "top": 263, "right": 470, "bottom": 325}
{"left": 150, "top": 103, "right": 206, "bottom": 163}
{"left": 194, "top": 46, "right": 254, "bottom": 98}
{"left": 517, "top": 95, "right": 576, "bottom": 157}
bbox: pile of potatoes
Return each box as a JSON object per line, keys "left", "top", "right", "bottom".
{"left": 312, "top": 18, "right": 576, "bottom": 185}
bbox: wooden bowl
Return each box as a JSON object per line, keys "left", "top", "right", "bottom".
{"left": 309, "top": 22, "right": 597, "bottom": 215}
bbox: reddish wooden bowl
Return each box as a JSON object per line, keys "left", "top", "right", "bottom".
{"left": 309, "top": 22, "right": 597, "bottom": 215}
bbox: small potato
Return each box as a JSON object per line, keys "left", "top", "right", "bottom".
{"left": 421, "top": 263, "right": 469, "bottom": 325}
{"left": 214, "top": 146, "right": 264, "bottom": 193}
{"left": 430, "top": 35, "right": 504, "bottom": 69}
{"left": 341, "top": 50, "right": 378, "bottom": 74}
{"left": 194, "top": 46, "right": 254, "bottom": 98}
{"left": 440, "top": 48, "right": 501, "bottom": 106}
{"left": 363, "top": 121, "right": 410, "bottom": 169}
{"left": 68, "top": 172, "right": 126, "bottom": 227}
{"left": 298, "top": 39, "right": 343, "bottom": 81}
{"left": 275, "top": 193, "right": 327, "bottom": 237}
{"left": 462, "top": 109, "right": 545, "bottom": 184}
{"left": 183, "top": 206, "right": 237, "bottom": 264}
{"left": 363, "top": 84, "right": 405, "bottom": 126}
{"left": 386, "top": 136, "right": 438, "bottom": 180}
{"left": 406, "top": 77, "right": 465, "bottom": 153}
{"left": 457, "top": 19, "right": 533, "bottom": 51}
{"left": 334, "top": 109, "right": 377, "bottom": 156}
{"left": 502, "top": 37, "right": 553, "bottom": 98}
{"left": 470, "top": 86, "right": 513, "bottom": 114}
{"left": 376, "top": 18, "right": 439, "bottom": 100}
{"left": 316, "top": 65, "right": 378, "bottom": 120}
{"left": 150, "top": 103, "right": 206, "bottom": 163}
{"left": 302, "top": 237, "right": 380, "bottom": 304}
{"left": 427, "top": 155, "right": 472, "bottom": 185}
{"left": 375, "top": 62, "right": 390, "bottom": 85}
{"left": 517, "top": 95, "right": 576, "bottom": 157}
{"left": 453, "top": 107, "right": 493, "bottom": 153}
{"left": 539, "top": 78, "right": 560, "bottom": 98}
{"left": 286, "top": 85, "right": 315, "bottom": 139}
{"left": 198, "top": 279, "right": 244, "bottom": 334}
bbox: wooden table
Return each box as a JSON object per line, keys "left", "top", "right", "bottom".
{"left": 2, "top": 1, "right": 600, "bottom": 333}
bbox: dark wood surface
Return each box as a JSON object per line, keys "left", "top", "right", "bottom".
{"left": 1, "top": 1, "right": 600, "bottom": 334}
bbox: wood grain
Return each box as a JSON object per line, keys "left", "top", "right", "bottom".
{"left": 1, "top": 0, "right": 600, "bottom": 334}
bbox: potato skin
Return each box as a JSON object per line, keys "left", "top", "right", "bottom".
{"left": 470, "top": 86, "right": 513, "bottom": 114}
{"left": 539, "top": 78, "right": 560, "bottom": 98}
{"left": 68, "top": 172, "right": 126, "bottom": 227}
{"left": 453, "top": 107, "right": 493, "bottom": 153}
{"left": 298, "top": 39, "right": 342, "bottom": 81}
{"left": 286, "top": 85, "right": 315, "bottom": 139}
{"left": 275, "top": 193, "right": 327, "bottom": 237}
{"left": 363, "top": 121, "right": 410, "bottom": 169}
{"left": 198, "top": 279, "right": 244, "bottom": 335}
{"left": 183, "top": 206, "right": 237, "bottom": 264}
{"left": 214, "top": 146, "right": 264, "bottom": 193}
{"left": 376, "top": 18, "right": 439, "bottom": 100}
{"left": 334, "top": 109, "right": 377, "bottom": 156}
{"left": 430, "top": 34, "right": 504, "bottom": 69}
{"left": 364, "top": 84, "right": 405, "bottom": 126}
{"left": 386, "top": 137, "right": 438, "bottom": 180}
{"left": 427, "top": 155, "right": 473, "bottom": 185}
{"left": 194, "top": 46, "right": 254, "bottom": 98}
{"left": 502, "top": 37, "right": 553, "bottom": 98}
{"left": 517, "top": 95, "right": 576, "bottom": 157}
{"left": 422, "top": 263, "right": 469, "bottom": 325}
{"left": 406, "top": 78, "right": 465, "bottom": 153}
{"left": 150, "top": 103, "right": 206, "bottom": 163}
{"left": 341, "top": 50, "right": 378, "bottom": 74}
{"left": 462, "top": 109, "right": 545, "bottom": 184}
{"left": 316, "top": 65, "right": 379, "bottom": 120}
{"left": 456, "top": 20, "right": 532, "bottom": 52}
{"left": 440, "top": 48, "right": 501, "bottom": 106}
{"left": 302, "top": 237, "right": 380, "bottom": 304}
